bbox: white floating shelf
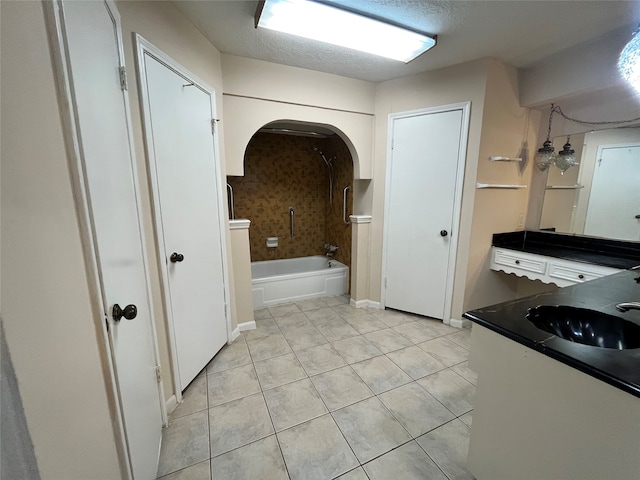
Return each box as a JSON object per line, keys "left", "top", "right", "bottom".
{"left": 489, "top": 156, "right": 523, "bottom": 162}
{"left": 545, "top": 184, "right": 584, "bottom": 190}
{"left": 476, "top": 183, "right": 527, "bottom": 189}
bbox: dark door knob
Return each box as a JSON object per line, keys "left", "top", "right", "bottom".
{"left": 170, "top": 252, "right": 184, "bottom": 263}
{"left": 635, "top": 214, "right": 640, "bottom": 219}
{"left": 112, "top": 304, "right": 137, "bottom": 322}
{"left": 440, "top": 230, "right": 448, "bottom": 237}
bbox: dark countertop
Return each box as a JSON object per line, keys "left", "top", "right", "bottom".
{"left": 492, "top": 230, "right": 640, "bottom": 270}
{"left": 463, "top": 269, "right": 640, "bottom": 398}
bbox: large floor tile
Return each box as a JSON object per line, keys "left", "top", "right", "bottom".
{"left": 344, "top": 314, "right": 388, "bottom": 334}
{"left": 392, "top": 321, "right": 440, "bottom": 343}
{"left": 171, "top": 375, "right": 207, "bottom": 419}
{"left": 417, "top": 369, "right": 475, "bottom": 416}
{"left": 246, "top": 333, "right": 292, "bottom": 362}
{"left": 263, "top": 378, "right": 328, "bottom": 431}
{"left": 371, "top": 309, "right": 415, "bottom": 327}
{"left": 459, "top": 411, "right": 473, "bottom": 427}
{"left": 331, "top": 304, "right": 367, "bottom": 318}
{"left": 418, "top": 336, "right": 469, "bottom": 367}
{"left": 206, "top": 338, "right": 252, "bottom": 373}
{"left": 279, "top": 323, "right": 328, "bottom": 351}
{"left": 335, "top": 467, "right": 369, "bottom": 480}
{"left": 207, "top": 364, "right": 260, "bottom": 408}
{"left": 295, "top": 343, "right": 346, "bottom": 376}
{"left": 209, "top": 435, "right": 288, "bottom": 480}
{"left": 363, "top": 440, "right": 448, "bottom": 480}
{"left": 243, "top": 318, "right": 281, "bottom": 341}
{"left": 364, "top": 328, "right": 413, "bottom": 353}
{"left": 273, "top": 312, "right": 311, "bottom": 329}
{"left": 277, "top": 414, "right": 359, "bottom": 480}
{"left": 209, "top": 393, "right": 274, "bottom": 457}
{"left": 323, "top": 295, "right": 350, "bottom": 307}
{"left": 350, "top": 355, "right": 412, "bottom": 394}
{"left": 253, "top": 308, "right": 273, "bottom": 320}
{"left": 451, "top": 361, "right": 478, "bottom": 385}
{"left": 416, "top": 419, "right": 474, "bottom": 480}
{"left": 332, "top": 397, "right": 411, "bottom": 463}
{"left": 314, "top": 319, "right": 360, "bottom": 342}
{"left": 157, "top": 460, "right": 210, "bottom": 480}
{"left": 254, "top": 353, "right": 307, "bottom": 390}
{"left": 310, "top": 365, "right": 373, "bottom": 411}
{"left": 157, "top": 411, "right": 209, "bottom": 477}
{"left": 423, "top": 319, "right": 460, "bottom": 336}
{"left": 268, "top": 303, "right": 302, "bottom": 317}
{"left": 304, "top": 307, "right": 341, "bottom": 325}
{"left": 386, "top": 345, "right": 447, "bottom": 380}
{"left": 295, "top": 297, "right": 327, "bottom": 311}
{"left": 331, "top": 335, "right": 382, "bottom": 364}
{"left": 378, "top": 383, "right": 454, "bottom": 437}
{"left": 446, "top": 327, "right": 472, "bottom": 350}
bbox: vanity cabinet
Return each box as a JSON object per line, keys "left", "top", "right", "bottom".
{"left": 490, "top": 247, "right": 621, "bottom": 287}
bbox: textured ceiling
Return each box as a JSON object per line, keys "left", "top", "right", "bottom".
{"left": 173, "top": 0, "right": 640, "bottom": 83}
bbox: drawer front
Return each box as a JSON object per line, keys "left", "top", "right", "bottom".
{"left": 548, "top": 263, "right": 603, "bottom": 283}
{"left": 494, "top": 250, "right": 547, "bottom": 274}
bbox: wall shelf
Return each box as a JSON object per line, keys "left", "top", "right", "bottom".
{"left": 489, "top": 156, "right": 523, "bottom": 162}
{"left": 476, "top": 183, "right": 527, "bottom": 189}
{"left": 545, "top": 184, "right": 584, "bottom": 190}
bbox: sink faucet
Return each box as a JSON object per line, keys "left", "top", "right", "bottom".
{"left": 615, "top": 302, "right": 640, "bottom": 312}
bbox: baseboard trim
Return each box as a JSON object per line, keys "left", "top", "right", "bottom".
{"left": 350, "top": 298, "right": 382, "bottom": 310}
{"left": 238, "top": 320, "right": 256, "bottom": 332}
{"left": 449, "top": 317, "right": 471, "bottom": 329}
{"left": 165, "top": 394, "right": 177, "bottom": 419}
{"left": 229, "top": 326, "right": 241, "bottom": 342}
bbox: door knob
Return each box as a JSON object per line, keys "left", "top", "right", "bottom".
{"left": 112, "top": 304, "right": 137, "bottom": 322}
{"left": 440, "top": 230, "right": 448, "bottom": 237}
{"left": 170, "top": 252, "right": 184, "bottom": 263}
{"left": 635, "top": 214, "right": 640, "bottom": 219}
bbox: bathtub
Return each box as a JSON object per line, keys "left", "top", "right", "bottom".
{"left": 252, "top": 255, "right": 349, "bottom": 308}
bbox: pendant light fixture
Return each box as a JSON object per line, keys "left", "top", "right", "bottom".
{"left": 534, "top": 104, "right": 557, "bottom": 172}
{"left": 554, "top": 137, "right": 578, "bottom": 175}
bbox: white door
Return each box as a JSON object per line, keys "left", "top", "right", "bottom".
{"left": 55, "top": 1, "right": 162, "bottom": 478}
{"left": 384, "top": 107, "right": 467, "bottom": 320}
{"left": 584, "top": 144, "right": 640, "bottom": 241}
{"left": 140, "top": 51, "right": 228, "bottom": 390}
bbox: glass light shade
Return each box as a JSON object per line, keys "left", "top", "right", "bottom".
{"left": 534, "top": 140, "right": 556, "bottom": 171}
{"left": 256, "top": 0, "right": 436, "bottom": 62}
{"left": 555, "top": 140, "right": 578, "bottom": 175}
{"left": 618, "top": 27, "right": 640, "bottom": 94}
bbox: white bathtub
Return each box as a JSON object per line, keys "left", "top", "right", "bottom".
{"left": 251, "top": 255, "right": 349, "bottom": 308}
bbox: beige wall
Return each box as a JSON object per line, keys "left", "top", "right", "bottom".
{"left": 117, "top": 0, "right": 235, "bottom": 399}
{"left": 229, "top": 223, "right": 254, "bottom": 326}
{"left": 1, "top": 2, "right": 123, "bottom": 478}
{"left": 221, "top": 55, "right": 376, "bottom": 179}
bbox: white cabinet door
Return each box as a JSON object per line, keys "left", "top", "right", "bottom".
{"left": 384, "top": 107, "right": 466, "bottom": 320}
{"left": 56, "top": 1, "right": 163, "bottom": 478}
{"left": 141, "top": 52, "right": 228, "bottom": 390}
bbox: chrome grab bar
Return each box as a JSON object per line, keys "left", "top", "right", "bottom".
{"left": 343, "top": 186, "right": 351, "bottom": 225}
{"left": 226, "top": 183, "right": 235, "bottom": 220}
{"left": 289, "top": 206, "right": 295, "bottom": 238}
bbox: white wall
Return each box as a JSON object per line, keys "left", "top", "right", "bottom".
{"left": 1, "top": 2, "right": 123, "bottom": 478}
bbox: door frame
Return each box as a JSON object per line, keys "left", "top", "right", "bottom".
{"left": 44, "top": 2, "right": 166, "bottom": 478}
{"left": 380, "top": 102, "right": 470, "bottom": 324}
{"left": 134, "top": 35, "right": 232, "bottom": 403}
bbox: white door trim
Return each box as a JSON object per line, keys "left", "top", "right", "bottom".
{"left": 380, "top": 102, "right": 470, "bottom": 324}
{"left": 44, "top": 1, "right": 165, "bottom": 477}
{"left": 134, "top": 35, "right": 232, "bottom": 400}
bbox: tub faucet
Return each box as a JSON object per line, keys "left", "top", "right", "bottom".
{"left": 324, "top": 243, "right": 338, "bottom": 258}
{"left": 615, "top": 302, "right": 640, "bottom": 312}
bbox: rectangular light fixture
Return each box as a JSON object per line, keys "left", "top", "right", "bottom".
{"left": 255, "top": 0, "right": 436, "bottom": 63}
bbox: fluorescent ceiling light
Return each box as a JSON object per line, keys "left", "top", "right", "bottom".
{"left": 255, "top": 0, "right": 436, "bottom": 63}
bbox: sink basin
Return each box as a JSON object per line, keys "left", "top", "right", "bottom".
{"left": 526, "top": 306, "right": 640, "bottom": 350}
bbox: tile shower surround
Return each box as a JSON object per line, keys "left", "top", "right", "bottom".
{"left": 156, "top": 298, "right": 475, "bottom": 480}
{"left": 227, "top": 133, "right": 353, "bottom": 269}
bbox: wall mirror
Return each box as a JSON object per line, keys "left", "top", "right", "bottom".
{"left": 539, "top": 126, "right": 640, "bottom": 241}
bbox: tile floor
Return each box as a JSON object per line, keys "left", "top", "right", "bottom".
{"left": 156, "top": 296, "right": 476, "bottom": 480}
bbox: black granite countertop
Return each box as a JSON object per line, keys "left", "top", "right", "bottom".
{"left": 492, "top": 230, "right": 640, "bottom": 270}
{"left": 463, "top": 269, "right": 640, "bottom": 398}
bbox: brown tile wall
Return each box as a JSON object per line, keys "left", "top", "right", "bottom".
{"left": 228, "top": 132, "right": 353, "bottom": 274}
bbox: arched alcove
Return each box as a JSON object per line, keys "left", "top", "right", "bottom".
{"left": 227, "top": 120, "right": 355, "bottom": 297}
